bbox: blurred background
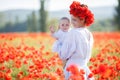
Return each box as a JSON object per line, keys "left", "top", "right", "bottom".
{"left": 0, "top": 0, "right": 119, "bottom": 32}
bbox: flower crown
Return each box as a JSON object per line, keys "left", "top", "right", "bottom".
{"left": 69, "top": 1, "right": 94, "bottom": 26}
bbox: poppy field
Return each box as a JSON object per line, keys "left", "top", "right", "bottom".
{"left": 0, "top": 32, "right": 120, "bottom": 80}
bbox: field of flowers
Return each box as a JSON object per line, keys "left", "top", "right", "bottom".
{"left": 0, "top": 32, "right": 120, "bottom": 80}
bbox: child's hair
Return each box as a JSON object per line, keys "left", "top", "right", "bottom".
{"left": 59, "top": 17, "right": 70, "bottom": 23}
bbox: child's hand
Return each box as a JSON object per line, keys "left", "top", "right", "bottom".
{"left": 49, "top": 26, "right": 55, "bottom": 33}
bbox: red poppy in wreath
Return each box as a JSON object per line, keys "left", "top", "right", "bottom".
{"left": 69, "top": 1, "right": 94, "bottom": 26}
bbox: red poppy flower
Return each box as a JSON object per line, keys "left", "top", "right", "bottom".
{"left": 116, "top": 61, "right": 120, "bottom": 71}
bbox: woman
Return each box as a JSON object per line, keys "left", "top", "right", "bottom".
{"left": 59, "top": 1, "right": 94, "bottom": 80}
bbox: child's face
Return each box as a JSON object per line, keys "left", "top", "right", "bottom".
{"left": 59, "top": 19, "right": 70, "bottom": 32}
{"left": 71, "top": 15, "right": 85, "bottom": 28}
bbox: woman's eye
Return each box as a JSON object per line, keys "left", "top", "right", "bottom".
{"left": 72, "top": 19, "right": 76, "bottom": 21}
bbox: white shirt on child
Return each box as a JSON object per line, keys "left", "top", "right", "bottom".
{"left": 59, "top": 27, "right": 94, "bottom": 80}
{"left": 52, "top": 29, "right": 69, "bottom": 53}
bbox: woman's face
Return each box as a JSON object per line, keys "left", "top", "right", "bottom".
{"left": 71, "top": 15, "right": 85, "bottom": 28}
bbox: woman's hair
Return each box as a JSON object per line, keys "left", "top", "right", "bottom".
{"left": 60, "top": 17, "right": 70, "bottom": 23}
{"left": 69, "top": 1, "right": 94, "bottom": 26}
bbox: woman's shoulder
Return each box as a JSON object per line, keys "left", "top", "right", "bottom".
{"left": 68, "top": 28, "right": 83, "bottom": 34}
{"left": 85, "top": 28, "right": 93, "bottom": 36}
{"left": 65, "top": 29, "right": 77, "bottom": 39}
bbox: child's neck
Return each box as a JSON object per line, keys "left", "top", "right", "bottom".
{"left": 60, "top": 29, "right": 68, "bottom": 32}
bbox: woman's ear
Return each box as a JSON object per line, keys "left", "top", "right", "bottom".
{"left": 79, "top": 18, "right": 85, "bottom": 21}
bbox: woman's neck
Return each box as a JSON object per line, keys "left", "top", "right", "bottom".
{"left": 79, "top": 26, "right": 85, "bottom": 28}
{"left": 75, "top": 26, "right": 85, "bottom": 28}
{"left": 79, "top": 24, "right": 85, "bottom": 28}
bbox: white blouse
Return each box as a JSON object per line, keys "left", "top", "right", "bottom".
{"left": 52, "top": 29, "right": 68, "bottom": 53}
{"left": 52, "top": 29, "right": 68, "bottom": 43}
{"left": 59, "top": 27, "right": 94, "bottom": 80}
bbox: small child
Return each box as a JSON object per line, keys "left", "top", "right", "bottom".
{"left": 50, "top": 17, "right": 70, "bottom": 53}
